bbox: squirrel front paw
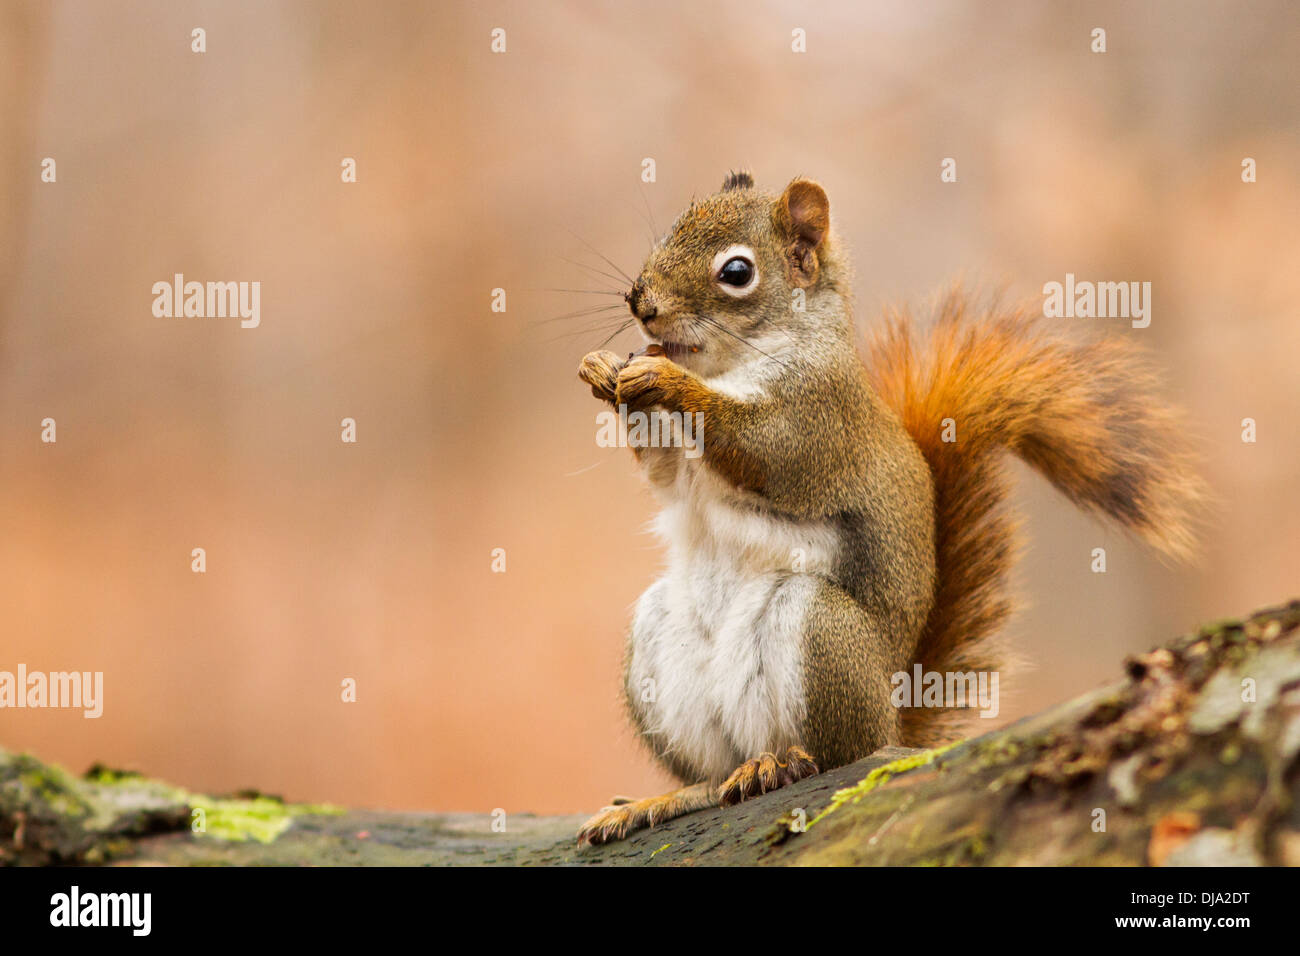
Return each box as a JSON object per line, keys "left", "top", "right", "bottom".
{"left": 615, "top": 354, "right": 679, "bottom": 411}
{"left": 577, "top": 350, "right": 625, "bottom": 403}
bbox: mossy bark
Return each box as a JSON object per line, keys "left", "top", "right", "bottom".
{"left": 4, "top": 600, "right": 1299, "bottom": 866}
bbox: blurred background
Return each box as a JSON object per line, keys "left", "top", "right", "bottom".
{"left": 1, "top": 0, "right": 1297, "bottom": 814}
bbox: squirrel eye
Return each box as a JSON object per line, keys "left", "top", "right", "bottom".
{"left": 718, "top": 256, "right": 755, "bottom": 287}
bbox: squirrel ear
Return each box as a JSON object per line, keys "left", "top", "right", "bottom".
{"left": 780, "top": 178, "right": 829, "bottom": 247}
{"left": 777, "top": 178, "right": 830, "bottom": 285}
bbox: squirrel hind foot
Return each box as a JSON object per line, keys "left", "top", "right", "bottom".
{"left": 576, "top": 782, "right": 715, "bottom": 847}
{"left": 717, "top": 746, "right": 819, "bottom": 807}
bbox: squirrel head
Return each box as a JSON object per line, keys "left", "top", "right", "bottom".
{"left": 625, "top": 172, "right": 847, "bottom": 377}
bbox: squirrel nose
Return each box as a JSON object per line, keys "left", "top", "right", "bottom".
{"left": 626, "top": 280, "right": 657, "bottom": 322}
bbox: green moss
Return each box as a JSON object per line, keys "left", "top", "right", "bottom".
{"left": 1197, "top": 617, "right": 1241, "bottom": 636}
{"left": 192, "top": 796, "right": 343, "bottom": 843}
{"left": 4, "top": 746, "right": 341, "bottom": 850}
{"left": 83, "top": 763, "right": 143, "bottom": 784}
{"left": 16, "top": 761, "right": 92, "bottom": 818}
{"left": 807, "top": 744, "right": 958, "bottom": 829}
{"left": 197, "top": 797, "right": 295, "bottom": 843}
{"left": 74, "top": 759, "right": 342, "bottom": 843}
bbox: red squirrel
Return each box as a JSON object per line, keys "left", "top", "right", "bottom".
{"left": 576, "top": 171, "right": 1201, "bottom": 845}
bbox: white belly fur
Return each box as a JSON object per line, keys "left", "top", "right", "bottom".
{"left": 627, "top": 464, "right": 842, "bottom": 782}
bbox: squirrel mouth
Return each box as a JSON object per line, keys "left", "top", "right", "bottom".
{"left": 630, "top": 340, "right": 697, "bottom": 363}
{"left": 659, "top": 341, "right": 697, "bottom": 360}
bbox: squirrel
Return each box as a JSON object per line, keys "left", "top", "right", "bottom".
{"left": 574, "top": 170, "right": 1202, "bottom": 846}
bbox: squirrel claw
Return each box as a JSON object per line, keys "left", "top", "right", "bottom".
{"left": 577, "top": 798, "right": 672, "bottom": 846}
{"left": 615, "top": 354, "right": 675, "bottom": 409}
{"left": 717, "top": 746, "right": 818, "bottom": 807}
{"left": 578, "top": 349, "right": 624, "bottom": 403}
{"left": 577, "top": 782, "right": 714, "bottom": 847}
{"left": 576, "top": 806, "right": 635, "bottom": 846}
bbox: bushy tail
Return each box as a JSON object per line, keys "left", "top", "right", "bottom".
{"left": 866, "top": 289, "right": 1204, "bottom": 746}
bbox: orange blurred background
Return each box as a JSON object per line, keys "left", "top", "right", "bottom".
{"left": 1, "top": 0, "right": 1297, "bottom": 813}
